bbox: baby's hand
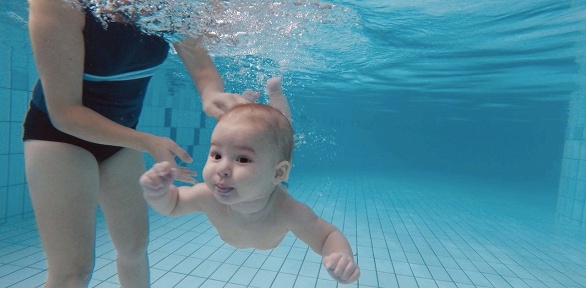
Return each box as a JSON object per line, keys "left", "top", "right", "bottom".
{"left": 139, "top": 161, "right": 179, "bottom": 197}
{"left": 322, "top": 252, "right": 360, "bottom": 284}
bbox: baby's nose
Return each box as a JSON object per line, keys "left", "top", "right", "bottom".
{"left": 217, "top": 165, "right": 231, "bottom": 177}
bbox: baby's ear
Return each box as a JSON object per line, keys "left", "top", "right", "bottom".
{"left": 273, "top": 160, "right": 291, "bottom": 184}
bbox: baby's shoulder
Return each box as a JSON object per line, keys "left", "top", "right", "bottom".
{"left": 274, "top": 192, "right": 313, "bottom": 221}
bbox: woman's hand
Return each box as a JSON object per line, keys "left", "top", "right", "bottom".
{"left": 174, "top": 37, "right": 260, "bottom": 119}
{"left": 145, "top": 135, "right": 198, "bottom": 183}
{"left": 201, "top": 90, "right": 260, "bottom": 119}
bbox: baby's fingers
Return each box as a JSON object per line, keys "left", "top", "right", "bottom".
{"left": 140, "top": 171, "right": 169, "bottom": 191}
{"left": 153, "top": 161, "right": 174, "bottom": 175}
{"left": 323, "top": 254, "right": 360, "bottom": 284}
{"left": 139, "top": 173, "right": 160, "bottom": 188}
{"left": 333, "top": 256, "right": 351, "bottom": 279}
{"left": 143, "top": 162, "right": 174, "bottom": 186}
{"left": 345, "top": 266, "right": 360, "bottom": 284}
{"left": 323, "top": 253, "right": 346, "bottom": 270}
{"left": 337, "top": 261, "right": 359, "bottom": 284}
{"left": 322, "top": 254, "right": 336, "bottom": 270}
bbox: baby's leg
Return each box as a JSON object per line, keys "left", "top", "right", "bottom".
{"left": 267, "top": 77, "right": 291, "bottom": 121}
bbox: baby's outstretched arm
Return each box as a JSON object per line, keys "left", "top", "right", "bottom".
{"left": 321, "top": 231, "right": 360, "bottom": 284}
{"left": 288, "top": 201, "right": 360, "bottom": 284}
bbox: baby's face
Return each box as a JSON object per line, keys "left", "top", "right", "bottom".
{"left": 202, "top": 119, "right": 280, "bottom": 207}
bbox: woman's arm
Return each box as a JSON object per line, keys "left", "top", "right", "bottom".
{"left": 28, "top": 0, "right": 192, "bottom": 166}
{"left": 174, "top": 37, "right": 257, "bottom": 119}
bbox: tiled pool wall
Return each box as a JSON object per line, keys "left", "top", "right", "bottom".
{"left": 0, "top": 28, "right": 214, "bottom": 223}
{"left": 555, "top": 34, "right": 586, "bottom": 228}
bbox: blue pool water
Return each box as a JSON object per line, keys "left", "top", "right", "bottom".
{"left": 1, "top": 0, "right": 586, "bottom": 287}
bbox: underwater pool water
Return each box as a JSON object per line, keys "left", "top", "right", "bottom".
{"left": 1, "top": 0, "right": 586, "bottom": 287}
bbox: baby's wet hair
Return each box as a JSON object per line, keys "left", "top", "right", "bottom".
{"left": 219, "top": 104, "right": 294, "bottom": 162}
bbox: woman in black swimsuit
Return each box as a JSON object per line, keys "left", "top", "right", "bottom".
{"left": 24, "top": 1, "right": 256, "bottom": 287}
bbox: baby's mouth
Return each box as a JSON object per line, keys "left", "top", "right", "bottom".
{"left": 215, "top": 184, "right": 233, "bottom": 194}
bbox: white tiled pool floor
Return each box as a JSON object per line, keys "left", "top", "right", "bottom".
{"left": 1, "top": 169, "right": 586, "bottom": 288}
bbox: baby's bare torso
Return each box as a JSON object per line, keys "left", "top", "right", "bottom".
{"left": 204, "top": 190, "right": 291, "bottom": 250}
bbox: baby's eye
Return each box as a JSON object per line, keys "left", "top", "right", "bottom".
{"left": 210, "top": 152, "right": 222, "bottom": 160}
{"left": 237, "top": 157, "right": 252, "bottom": 163}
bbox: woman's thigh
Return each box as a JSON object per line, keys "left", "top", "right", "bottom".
{"left": 98, "top": 148, "right": 149, "bottom": 254}
{"left": 24, "top": 140, "right": 100, "bottom": 271}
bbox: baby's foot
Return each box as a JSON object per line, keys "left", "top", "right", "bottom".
{"left": 267, "top": 77, "right": 283, "bottom": 94}
{"left": 266, "top": 77, "right": 291, "bottom": 122}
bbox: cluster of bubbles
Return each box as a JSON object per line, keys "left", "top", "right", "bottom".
{"left": 72, "top": 0, "right": 362, "bottom": 91}
{"left": 76, "top": 0, "right": 209, "bottom": 42}
{"left": 74, "top": 0, "right": 351, "bottom": 56}
{"left": 72, "top": 0, "right": 355, "bottom": 158}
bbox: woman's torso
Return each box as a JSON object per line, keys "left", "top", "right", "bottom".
{"left": 31, "top": 7, "right": 170, "bottom": 127}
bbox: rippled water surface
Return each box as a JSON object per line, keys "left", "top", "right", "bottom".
{"left": 3, "top": 0, "right": 586, "bottom": 178}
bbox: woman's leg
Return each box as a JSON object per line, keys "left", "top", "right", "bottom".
{"left": 98, "top": 148, "right": 150, "bottom": 288}
{"left": 25, "top": 140, "right": 100, "bottom": 288}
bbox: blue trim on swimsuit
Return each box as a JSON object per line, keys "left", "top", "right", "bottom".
{"left": 83, "top": 65, "right": 162, "bottom": 82}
